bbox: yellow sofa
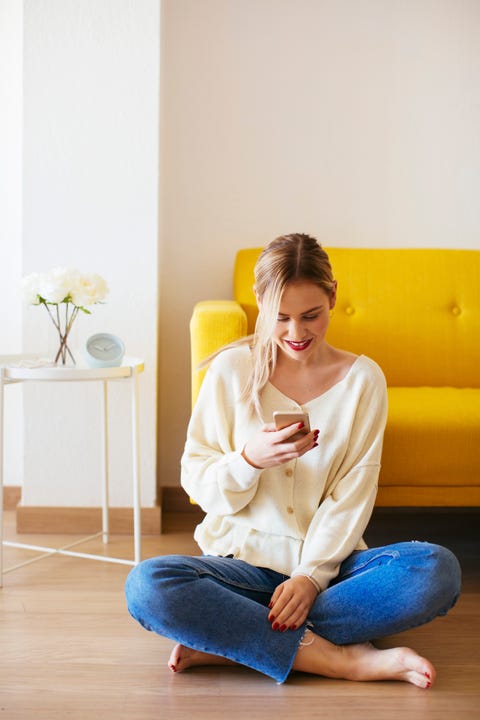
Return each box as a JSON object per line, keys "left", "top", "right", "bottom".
{"left": 190, "top": 248, "right": 480, "bottom": 507}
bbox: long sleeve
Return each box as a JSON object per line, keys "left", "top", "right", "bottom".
{"left": 181, "top": 347, "right": 263, "bottom": 515}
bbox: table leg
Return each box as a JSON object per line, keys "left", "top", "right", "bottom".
{"left": 101, "top": 380, "right": 109, "bottom": 544}
{"left": 131, "top": 368, "right": 141, "bottom": 564}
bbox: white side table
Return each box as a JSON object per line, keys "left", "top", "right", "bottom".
{"left": 0, "top": 355, "right": 144, "bottom": 586}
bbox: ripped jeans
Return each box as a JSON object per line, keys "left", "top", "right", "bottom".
{"left": 125, "top": 542, "right": 461, "bottom": 684}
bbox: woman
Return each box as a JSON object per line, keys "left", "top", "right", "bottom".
{"left": 126, "top": 234, "right": 461, "bottom": 686}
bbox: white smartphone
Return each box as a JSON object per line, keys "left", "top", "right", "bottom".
{"left": 273, "top": 411, "right": 311, "bottom": 441}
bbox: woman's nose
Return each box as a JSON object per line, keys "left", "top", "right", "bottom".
{"left": 287, "top": 320, "right": 305, "bottom": 338}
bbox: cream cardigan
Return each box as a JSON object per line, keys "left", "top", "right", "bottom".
{"left": 181, "top": 346, "right": 388, "bottom": 591}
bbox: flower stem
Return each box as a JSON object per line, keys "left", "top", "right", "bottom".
{"left": 47, "top": 302, "right": 78, "bottom": 365}
{"left": 43, "top": 302, "right": 61, "bottom": 332}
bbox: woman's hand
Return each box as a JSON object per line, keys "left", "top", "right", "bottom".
{"left": 268, "top": 576, "right": 318, "bottom": 631}
{"left": 242, "top": 423, "right": 319, "bottom": 469}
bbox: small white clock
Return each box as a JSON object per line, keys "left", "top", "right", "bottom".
{"left": 85, "top": 333, "right": 125, "bottom": 368}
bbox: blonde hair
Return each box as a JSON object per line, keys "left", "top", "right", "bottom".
{"left": 245, "top": 234, "right": 336, "bottom": 417}
{"left": 199, "top": 234, "right": 336, "bottom": 418}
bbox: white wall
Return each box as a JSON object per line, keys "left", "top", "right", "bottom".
{"left": 0, "top": 0, "right": 24, "bottom": 487}
{"left": 158, "top": 0, "right": 480, "bottom": 486}
{"left": 20, "top": 0, "right": 160, "bottom": 507}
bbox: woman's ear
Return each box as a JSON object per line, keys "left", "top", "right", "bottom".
{"left": 329, "top": 281, "right": 338, "bottom": 310}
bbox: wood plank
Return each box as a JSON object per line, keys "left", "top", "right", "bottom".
{"left": 15, "top": 505, "right": 161, "bottom": 534}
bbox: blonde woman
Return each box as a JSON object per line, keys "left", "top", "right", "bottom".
{"left": 126, "top": 234, "right": 460, "bottom": 686}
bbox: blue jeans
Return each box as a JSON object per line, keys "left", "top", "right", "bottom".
{"left": 125, "top": 541, "right": 461, "bottom": 684}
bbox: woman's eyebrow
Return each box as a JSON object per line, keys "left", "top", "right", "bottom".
{"left": 277, "top": 305, "right": 324, "bottom": 317}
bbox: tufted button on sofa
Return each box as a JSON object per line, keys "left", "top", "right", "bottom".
{"left": 190, "top": 248, "right": 480, "bottom": 507}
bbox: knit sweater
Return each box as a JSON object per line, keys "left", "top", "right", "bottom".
{"left": 181, "top": 345, "right": 388, "bottom": 591}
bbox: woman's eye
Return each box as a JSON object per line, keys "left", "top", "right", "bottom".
{"left": 303, "top": 314, "right": 319, "bottom": 321}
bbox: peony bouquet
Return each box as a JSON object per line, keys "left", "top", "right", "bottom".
{"left": 22, "top": 267, "right": 109, "bottom": 364}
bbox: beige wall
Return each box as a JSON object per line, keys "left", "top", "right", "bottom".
{"left": 158, "top": 0, "right": 480, "bottom": 488}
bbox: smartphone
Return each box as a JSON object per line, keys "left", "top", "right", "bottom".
{"left": 273, "top": 411, "right": 311, "bottom": 441}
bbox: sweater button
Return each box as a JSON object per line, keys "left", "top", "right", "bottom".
{"left": 286, "top": 506, "right": 294, "bottom": 514}
{"left": 285, "top": 468, "right": 294, "bottom": 477}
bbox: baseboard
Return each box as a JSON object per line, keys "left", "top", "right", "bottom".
{"left": 16, "top": 505, "right": 161, "bottom": 535}
{"left": 3, "top": 486, "right": 22, "bottom": 510}
{"left": 12, "top": 486, "right": 196, "bottom": 534}
{"left": 161, "top": 486, "right": 204, "bottom": 516}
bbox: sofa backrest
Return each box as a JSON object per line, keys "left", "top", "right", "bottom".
{"left": 234, "top": 247, "right": 480, "bottom": 387}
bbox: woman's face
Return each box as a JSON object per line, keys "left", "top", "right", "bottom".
{"left": 272, "top": 281, "right": 336, "bottom": 363}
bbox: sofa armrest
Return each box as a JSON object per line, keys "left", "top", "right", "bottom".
{"left": 190, "top": 300, "right": 248, "bottom": 406}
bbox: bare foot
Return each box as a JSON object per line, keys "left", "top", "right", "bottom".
{"left": 168, "top": 643, "right": 236, "bottom": 673}
{"left": 293, "top": 631, "right": 435, "bottom": 689}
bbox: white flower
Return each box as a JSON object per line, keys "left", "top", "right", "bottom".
{"left": 20, "top": 266, "right": 109, "bottom": 365}
{"left": 21, "top": 272, "right": 42, "bottom": 305}
{"left": 38, "top": 267, "right": 80, "bottom": 304}
{"left": 22, "top": 267, "right": 108, "bottom": 308}
{"left": 70, "top": 273, "right": 109, "bottom": 307}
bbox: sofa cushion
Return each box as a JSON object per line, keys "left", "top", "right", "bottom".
{"left": 382, "top": 387, "right": 480, "bottom": 489}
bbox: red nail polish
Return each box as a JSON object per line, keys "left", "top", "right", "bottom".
{"left": 426, "top": 681, "right": 431, "bottom": 689}
{"left": 268, "top": 615, "right": 275, "bottom": 623}
{"left": 268, "top": 601, "right": 273, "bottom": 609}
{"left": 280, "top": 624, "right": 287, "bottom": 632}
{"left": 272, "top": 622, "right": 279, "bottom": 630}
{"left": 298, "top": 422, "right": 305, "bottom": 429}
{"left": 290, "top": 624, "right": 297, "bottom": 630}
{"left": 424, "top": 672, "right": 431, "bottom": 679}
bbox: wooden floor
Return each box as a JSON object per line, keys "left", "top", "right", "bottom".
{"left": 1, "top": 508, "right": 479, "bottom": 720}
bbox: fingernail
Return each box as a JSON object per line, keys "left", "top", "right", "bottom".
{"left": 268, "top": 601, "right": 273, "bottom": 609}
{"left": 313, "top": 443, "right": 318, "bottom": 448}
{"left": 426, "top": 681, "right": 431, "bottom": 689}
{"left": 272, "top": 622, "right": 279, "bottom": 630}
{"left": 290, "top": 624, "right": 297, "bottom": 630}
{"left": 268, "top": 614, "right": 275, "bottom": 622}
{"left": 298, "top": 422, "right": 305, "bottom": 429}
{"left": 280, "top": 624, "right": 287, "bottom": 632}
{"left": 424, "top": 672, "right": 431, "bottom": 679}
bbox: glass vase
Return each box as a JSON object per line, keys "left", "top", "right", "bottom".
{"left": 46, "top": 303, "right": 79, "bottom": 365}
